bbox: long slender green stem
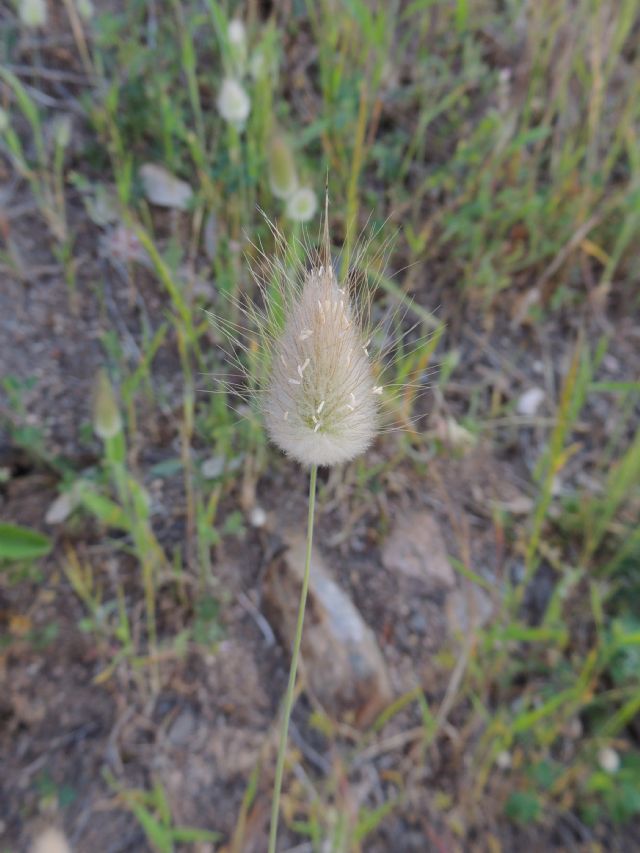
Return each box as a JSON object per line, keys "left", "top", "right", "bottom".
{"left": 269, "top": 464, "right": 318, "bottom": 853}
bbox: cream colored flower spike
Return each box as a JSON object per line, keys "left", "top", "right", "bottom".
{"left": 263, "top": 209, "right": 379, "bottom": 466}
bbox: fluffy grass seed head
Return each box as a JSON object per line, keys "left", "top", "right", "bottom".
{"left": 268, "top": 134, "right": 299, "bottom": 200}
{"left": 227, "top": 18, "right": 247, "bottom": 73}
{"left": 263, "top": 260, "right": 379, "bottom": 467}
{"left": 77, "top": 0, "right": 94, "bottom": 20}
{"left": 228, "top": 18, "right": 246, "bottom": 48}
{"left": 217, "top": 77, "right": 250, "bottom": 127}
{"left": 19, "top": 0, "right": 47, "bottom": 28}
{"left": 598, "top": 746, "right": 620, "bottom": 774}
{"left": 92, "top": 369, "right": 122, "bottom": 441}
{"left": 250, "top": 205, "right": 381, "bottom": 468}
{"left": 211, "top": 199, "right": 433, "bottom": 469}
{"left": 285, "top": 187, "right": 317, "bottom": 223}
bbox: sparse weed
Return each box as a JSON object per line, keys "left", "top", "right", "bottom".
{"left": 0, "top": 70, "right": 77, "bottom": 300}
{"left": 105, "top": 772, "right": 220, "bottom": 853}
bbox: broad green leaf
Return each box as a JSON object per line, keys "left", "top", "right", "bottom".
{"left": 0, "top": 523, "right": 52, "bottom": 561}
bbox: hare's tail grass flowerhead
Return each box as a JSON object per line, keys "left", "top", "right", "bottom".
{"left": 217, "top": 77, "right": 251, "bottom": 128}
{"left": 208, "top": 193, "right": 434, "bottom": 466}
{"left": 285, "top": 186, "right": 318, "bottom": 223}
{"left": 263, "top": 259, "right": 378, "bottom": 467}
{"left": 19, "top": 0, "right": 47, "bottom": 28}
{"left": 268, "top": 133, "right": 299, "bottom": 201}
{"left": 92, "top": 369, "right": 122, "bottom": 441}
{"left": 259, "top": 194, "right": 381, "bottom": 467}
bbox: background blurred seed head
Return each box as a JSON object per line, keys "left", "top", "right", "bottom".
{"left": 228, "top": 19, "right": 246, "bottom": 48}
{"left": 19, "top": 0, "right": 47, "bottom": 28}
{"left": 268, "top": 134, "right": 299, "bottom": 200}
{"left": 77, "top": 0, "right": 94, "bottom": 20}
{"left": 286, "top": 187, "right": 317, "bottom": 223}
{"left": 92, "top": 369, "right": 122, "bottom": 441}
{"left": 598, "top": 746, "right": 620, "bottom": 774}
{"left": 217, "top": 78, "right": 251, "bottom": 127}
{"left": 227, "top": 19, "right": 247, "bottom": 74}
{"left": 54, "top": 115, "right": 72, "bottom": 150}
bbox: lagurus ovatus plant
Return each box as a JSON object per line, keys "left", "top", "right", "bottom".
{"left": 211, "top": 196, "right": 425, "bottom": 853}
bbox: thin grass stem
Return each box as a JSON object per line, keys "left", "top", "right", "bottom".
{"left": 268, "top": 463, "right": 318, "bottom": 853}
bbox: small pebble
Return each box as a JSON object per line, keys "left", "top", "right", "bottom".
{"left": 201, "top": 456, "right": 225, "bottom": 479}
{"left": 496, "top": 750, "right": 512, "bottom": 769}
{"left": 516, "top": 387, "right": 545, "bottom": 416}
{"left": 45, "top": 491, "right": 75, "bottom": 525}
{"left": 249, "top": 505, "right": 267, "bottom": 528}
{"left": 31, "top": 828, "right": 72, "bottom": 853}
